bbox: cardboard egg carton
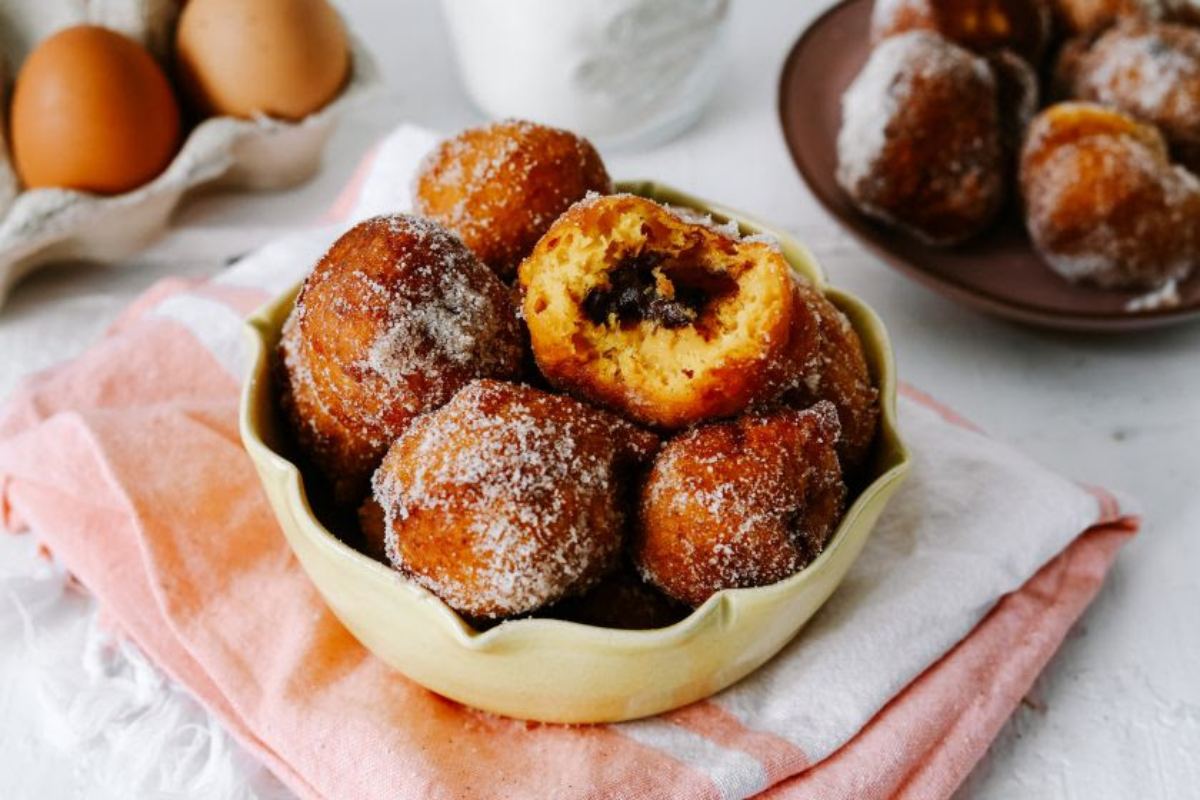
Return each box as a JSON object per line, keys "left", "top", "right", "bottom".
{"left": 0, "top": 0, "right": 380, "bottom": 306}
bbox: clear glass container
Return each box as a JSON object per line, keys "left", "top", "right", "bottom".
{"left": 439, "top": 0, "right": 730, "bottom": 150}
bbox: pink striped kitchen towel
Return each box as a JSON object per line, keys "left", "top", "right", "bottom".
{"left": 0, "top": 125, "right": 1137, "bottom": 799}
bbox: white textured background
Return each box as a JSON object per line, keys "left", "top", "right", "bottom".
{"left": 0, "top": 1, "right": 1197, "bottom": 798}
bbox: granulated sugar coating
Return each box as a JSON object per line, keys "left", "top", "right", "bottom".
{"left": 1071, "top": 20, "right": 1200, "bottom": 170}
{"left": 836, "top": 31, "right": 1005, "bottom": 246}
{"left": 277, "top": 312, "right": 384, "bottom": 506}
{"left": 280, "top": 214, "right": 524, "bottom": 504}
{"left": 372, "top": 380, "right": 659, "bottom": 620}
{"left": 785, "top": 279, "right": 879, "bottom": 478}
{"left": 413, "top": 119, "right": 612, "bottom": 280}
{"left": 1020, "top": 103, "right": 1200, "bottom": 289}
{"left": 634, "top": 402, "right": 846, "bottom": 607}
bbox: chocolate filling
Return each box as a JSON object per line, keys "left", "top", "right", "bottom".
{"left": 582, "top": 252, "right": 735, "bottom": 330}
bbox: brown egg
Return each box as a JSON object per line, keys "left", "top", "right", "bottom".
{"left": 10, "top": 25, "right": 181, "bottom": 194}
{"left": 175, "top": 0, "right": 350, "bottom": 121}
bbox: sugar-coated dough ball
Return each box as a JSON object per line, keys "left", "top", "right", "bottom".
{"left": 279, "top": 215, "right": 524, "bottom": 505}
{"left": 1020, "top": 102, "right": 1200, "bottom": 289}
{"left": 278, "top": 313, "right": 385, "bottom": 507}
{"left": 372, "top": 380, "right": 660, "bottom": 620}
{"left": 1068, "top": 20, "right": 1200, "bottom": 171}
{"left": 837, "top": 31, "right": 1006, "bottom": 246}
{"left": 786, "top": 280, "right": 879, "bottom": 478}
{"left": 414, "top": 120, "right": 612, "bottom": 280}
{"left": 634, "top": 404, "right": 846, "bottom": 607}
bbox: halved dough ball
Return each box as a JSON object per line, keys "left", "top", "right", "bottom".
{"left": 519, "top": 194, "right": 817, "bottom": 430}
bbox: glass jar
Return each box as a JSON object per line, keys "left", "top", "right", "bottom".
{"left": 439, "top": 0, "right": 730, "bottom": 150}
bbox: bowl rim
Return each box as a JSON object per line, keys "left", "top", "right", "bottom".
{"left": 239, "top": 180, "right": 911, "bottom": 653}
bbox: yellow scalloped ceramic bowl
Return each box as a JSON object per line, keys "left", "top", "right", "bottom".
{"left": 240, "top": 182, "right": 910, "bottom": 723}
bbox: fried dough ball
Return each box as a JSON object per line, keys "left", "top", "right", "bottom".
{"left": 543, "top": 562, "right": 689, "bottom": 629}
{"left": 786, "top": 280, "right": 880, "bottom": 478}
{"left": 1020, "top": 102, "right": 1200, "bottom": 288}
{"left": 837, "top": 32, "right": 1006, "bottom": 246}
{"left": 1068, "top": 21, "right": 1200, "bottom": 171}
{"left": 280, "top": 215, "right": 524, "bottom": 504}
{"left": 372, "top": 380, "right": 660, "bottom": 620}
{"left": 872, "top": 0, "right": 1054, "bottom": 63}
{"left": 634, "top": 404, "right": 846, "bottom": 607}
{"left": 278, "top": 313, "right": 382, "bottom": 505}
{"left": 519, "top": 194, "right": 818, "bottom": 430}
{"left": 871, "top": 2, "right": 1044, "bottom": 164}
{"left": 1050, "top": 0, "right": 1168, "bottom": 35}
{"left": 413, "top": 120, "right": 613, "bottom": 280}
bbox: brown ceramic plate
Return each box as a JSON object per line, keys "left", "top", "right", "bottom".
{"left": 778, "top": 0, "right": 1200, "bottom": 332}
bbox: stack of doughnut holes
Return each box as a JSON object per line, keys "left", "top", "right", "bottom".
{"left": 278, "top": 119, "right": 880, "bottom": 627}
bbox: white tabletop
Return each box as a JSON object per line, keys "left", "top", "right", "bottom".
{"left": 0, "top": 1, "right": 1197, "bottom": 798}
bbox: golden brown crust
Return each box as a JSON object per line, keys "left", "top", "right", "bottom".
{"left": 1050, "top": 0, "right": 1168, "bottom": 35}
{"left": 1068, "top": 20, "right": 1200, "bottom": 172}
{"left": 785, "top": 281, "right": 880, "bottom": 478}
{"left": 872, "top": 0, "right": 1053, "bottom": 64}
{"left": 413, "top": 120, "right": 613, "bottom": 280}
{"left": 1020, "top": 102, "right": 1200, "bottom": 288}
{"left": 837, "top": 31, "right": 1006, "bottom": 246}
{"left": 1022, "top": 100, "right": 1163, "bottom": 163}
{"left": 519, "top": 194, "right": 816, "bottom": 430}
{"left": 281, "top": 214, "right": 524, "bottom": 505}
{"left": 277, "top": 314, "right": 383, "bottom": 504}
{"left": 372, "top": 380, "right": 659, "bottom": 619}
{"left": 634, "top": 404, "right": 846, "bottom": 607}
